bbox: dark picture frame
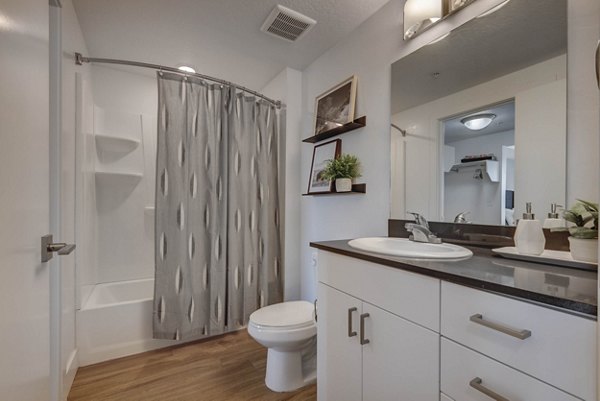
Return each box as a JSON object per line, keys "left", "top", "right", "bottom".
{"left": 307, "top": 139, "right": 341, "bottom": 194}
{"left": 313, "top": 76, "right": 357, "bottom": 136}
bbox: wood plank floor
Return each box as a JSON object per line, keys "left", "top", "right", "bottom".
{"left": 68, "top": 330, "right": 316, "bottom": 401}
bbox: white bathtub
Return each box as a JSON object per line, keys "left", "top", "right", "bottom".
{"left": 77, "top": 278, "right": 178, "bottom": 366}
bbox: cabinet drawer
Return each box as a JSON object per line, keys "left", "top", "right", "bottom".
{"left": 441, "top": 282, "right": 596, "bottom": 400}
{"left": 441, "top": 339, "right": 580, "bottom": 401}
{"left": 318, "top": 251, "right": 440, "bottom": 331}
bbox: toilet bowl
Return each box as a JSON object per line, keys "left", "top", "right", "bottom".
{"left": 247, "top": 300, "right": 317, "bottom": 392}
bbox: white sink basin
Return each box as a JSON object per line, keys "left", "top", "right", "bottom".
{"left": 348, "top": 237, "right": 473, "bottom": 259}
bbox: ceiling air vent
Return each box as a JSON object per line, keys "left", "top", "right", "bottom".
{"left": 260, "top": 5, "right": 316, "bottom": 42}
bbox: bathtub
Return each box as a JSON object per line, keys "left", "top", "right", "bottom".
{"left": 77, "top": 278, "right": 178, "bottom": 366}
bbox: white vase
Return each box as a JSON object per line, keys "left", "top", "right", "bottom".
{"left": 568, "top": 237, "right": 598, "bottom": 263}
{"left": 335, "top": 178, "right": 352, "bottom": 192}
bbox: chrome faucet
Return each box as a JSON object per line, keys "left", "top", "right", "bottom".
{"left": 454, "top": 212, "right": 471, "bottom": 224}
{"left": 407, "top": 212, "right": 429, "bottom": 229}
{"left": 405, "top": 212, "right": 442, "bottom": 244}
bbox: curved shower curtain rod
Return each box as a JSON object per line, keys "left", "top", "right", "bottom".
{"left": 74, "top": 52, "right": 282, "bottom": 109}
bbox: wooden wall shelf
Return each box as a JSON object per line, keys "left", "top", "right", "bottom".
{"left": 303, "top": 116, "right": 366, "bottom": 144}
{"left": 303, "top": 183, "right": 366, "bottom": 196}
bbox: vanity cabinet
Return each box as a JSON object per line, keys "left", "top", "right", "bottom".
{"left": 316, "top": 249, "right": 597, "bottom": 401}
{"left": 317, "top": 252, "right": 440, "bottom": 401}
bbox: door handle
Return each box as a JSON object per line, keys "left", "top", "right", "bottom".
{"left": 360, "top": 313, "right": 370, "bottom": 345}
{"left": 470, "top": 377, "right": 511, "bottom": 401}
{"left": 347, "top": 307, "right": 357, "bottom": 337}
{"left": 41, "top": 234, "right": 76, "bottom": 262}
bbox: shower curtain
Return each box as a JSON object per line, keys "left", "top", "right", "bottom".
{"left": 153, "top": 72, "right": 282, "bottom": 340}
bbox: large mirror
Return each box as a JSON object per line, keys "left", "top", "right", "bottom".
{"left": 390, "top": 0, "right": 567, "bottom": 226}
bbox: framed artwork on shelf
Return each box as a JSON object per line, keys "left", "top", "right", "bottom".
{"left": 313, "top": 75, "right": 357, "bottom": 136}
{"left": 307, "top": 139, "right": 341, "bottom": 194}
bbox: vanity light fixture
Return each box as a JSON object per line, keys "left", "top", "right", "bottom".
{"left": 461, "top": 113, "right": 496, "bottom": 130}
{"left": 403, "top": 0, "right": 442, "bottom": 40}
{"left": 177, "top": 65, "right": 196, "bottom": 74}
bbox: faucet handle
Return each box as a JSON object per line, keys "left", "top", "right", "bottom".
{"left": 407, "top": 212, "right": 429, "bottom": 229}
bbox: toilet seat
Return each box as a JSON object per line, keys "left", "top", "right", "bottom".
{"left": 249, "top": 301, "right": 315, "bottom": 330}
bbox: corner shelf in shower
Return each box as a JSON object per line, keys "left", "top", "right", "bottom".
{"left": 95, "top": 134, "right": 140, "bottom": 154}
{"left": 95, "top": 171, "right": 143, "bottom": 186}
{"left": 302, "top": 116, "right": 366, "bottom": 143}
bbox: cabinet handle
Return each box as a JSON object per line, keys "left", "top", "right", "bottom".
{"left": 470, "top": 377, "right": 511, "bottom": 401}
{"left": 314, "top": 299, "right": 318, "bottom": 322}
{"left": 347, "top": 307, "right": 357, "bottom": 337}
{"left": 360, "top": 313, "right": 370, "bottom": 345}
{"left": 469, "top": 314, "right": 531, "bottom": 340}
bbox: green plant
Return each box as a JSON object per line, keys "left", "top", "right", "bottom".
{"left": 321, "top": 153, "right": 362, "bottom": 180}
{"left": 563, "top": 199, "right": 598, "bottom": 239}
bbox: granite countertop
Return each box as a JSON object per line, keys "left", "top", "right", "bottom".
{"left": 310, "top": 240, "right": 598, "bottom": 318}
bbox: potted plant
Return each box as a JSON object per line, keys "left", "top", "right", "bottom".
{"left": 563, "top": 199, "right": 598, "bottom": 263}
{"left": 321, "top": 153, "right": 362, "bottom": 193}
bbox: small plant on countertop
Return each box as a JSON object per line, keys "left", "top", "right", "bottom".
{"left": 321, "top": 153, "right": 362, "bottom": 181}
{"left": 563, "top": 199, "right": 598, "bottom": 239}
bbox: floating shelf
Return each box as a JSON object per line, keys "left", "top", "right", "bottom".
{"left": 303, "top": 183, "right": 366, "bottom": 196}
{"left": 95, "top": 134, "right": 140, "bottom": 154}
{"left": 447, "top": 160, "right": 499, "bottom": 182}
{"left": 95, "top": 171, "right": 143, "bottom": 186}
{"left": 302, "top": 116, "right": 366, "bottom": 144}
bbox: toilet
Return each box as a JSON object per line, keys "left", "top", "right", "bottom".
{"left": 247, "top": 300, "right": 317, "bottom": 392}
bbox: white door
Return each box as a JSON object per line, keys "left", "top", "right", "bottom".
{"left": 317, "top": 283, "right": 362, "bottom": 401}
{"left": 0, "top": 0, "right": 52, "bottom": 400}
{"left": 362, "top": 303, "right": 439, "bottom": 401}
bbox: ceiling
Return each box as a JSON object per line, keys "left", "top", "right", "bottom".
{"left": 444, "top": 101, "right": 515, "bottom": 143}
{"left": 72, "top": 0, "right": 390, "bottom": 90}
{"left": 391, "top": 0, "right": 567, "bottom": 114}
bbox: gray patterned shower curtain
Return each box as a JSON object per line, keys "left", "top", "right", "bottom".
{"left": 153, "top": 72, "right": 282, "bottom": 340}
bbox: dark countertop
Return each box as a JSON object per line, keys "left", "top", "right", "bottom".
{"left": 310, "top": 240, "right": 598, "bottom": 318}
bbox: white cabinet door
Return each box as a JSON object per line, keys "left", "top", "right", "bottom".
{"left": 317, "top": 283, "right": 362, "bottom": 401}
{"left": 362, "top": 303, "right": 439, "bottom": 401}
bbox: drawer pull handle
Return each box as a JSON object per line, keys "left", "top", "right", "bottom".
{"left": 470, "top": 377, "right": 511, "bottom": 401}
{"left": 347, "top": 307, "right": 357, "bottom": 337}
{"left": 469, "top": 314, "right": 531, "bottom": 340}
{"left": 360, "top": 313, "right": 370, "bottom": 345}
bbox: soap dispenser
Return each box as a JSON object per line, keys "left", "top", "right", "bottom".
{"left": 514, "top": 202, "right": 546, "bottom": 255}
{"left": 543, "top": 203, "right": 565, "bottom": 229}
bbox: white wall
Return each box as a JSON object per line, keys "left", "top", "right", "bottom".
{"left": 300, "top": 0, "right": 599, "bottom": 301}
{"left": 567, "top": 0, "right": 600, "bottom": 206}
{"left": 261, "top": 68, "right": 303, "bottom": 301}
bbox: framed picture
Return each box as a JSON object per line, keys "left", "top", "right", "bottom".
{"left": 313, "top": 76, "right": 357, "bottom": 136}
{"left": 307, "top": 139, "right": 341, "bottom": 194}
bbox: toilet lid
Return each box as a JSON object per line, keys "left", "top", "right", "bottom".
{"left": 249, "top": 301, "right": 315, "bottom": 328}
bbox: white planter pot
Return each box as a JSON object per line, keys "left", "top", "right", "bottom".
{"left": 568, "top": 237, "right": 598, "bottom": 263}
{"left": 335, "top": 178, "right": 352, "bottom": 192}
